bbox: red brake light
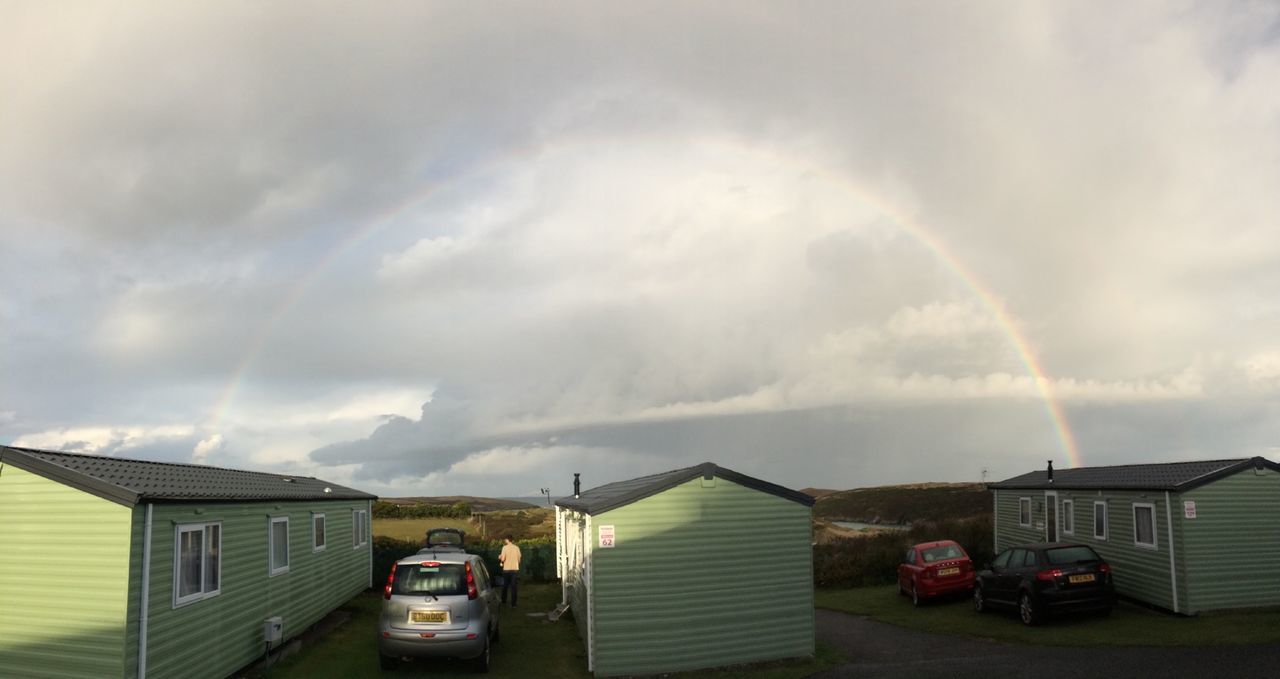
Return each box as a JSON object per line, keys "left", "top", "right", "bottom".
{"left": 384, "top": 564, "right": 397, "bottom": 600}
{"left": 420, "top": 561, "right": 441, "bottom": 567}
{"left": 465, "top": 561, "right": 478, "bottom": 600}
{"left": 1036, "top": 568, "right": 1064, "bottom": 582}
{"left": 1099, "top": 563, "right": 1111, "bottom": 573}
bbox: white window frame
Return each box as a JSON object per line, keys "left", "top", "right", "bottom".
{"left": 1093, "top": 501, "right": 1108, "bottom": 541}
{"left": 1061, "top": 499, "right": 1074, "bottom": 535}
{"left": 1132, "top": 502, "right": 1158, "bottom": 550}
{"left": 1018, "top": 497, "right": 1032, "bottom": 527}
{"left": 269, "top": 516, "right": 290, "bottom": 576}
{"left": 173, "top": 522, "right": 222, "bottom": 608}
{"left": 353, "top": 509, "right": 368, "bottom": 548}
{"left": 312, "top": 513, "right": 327, "bottom": 552}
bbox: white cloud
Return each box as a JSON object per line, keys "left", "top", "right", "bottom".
{"left": 13, "top": 425, "right": 195, "bottom": 455}
{"left": 192, "top": 433, "right": 224, "bottom": 464}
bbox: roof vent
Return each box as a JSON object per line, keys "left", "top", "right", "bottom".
{"left": 1046, "top": 460, "right": 1054, "bottom": 484}
{"left": 573, "top": 473, "right": 580, "bottom": 499}
{"left": 282, "top": 477, "right": 294, "bottom": 483}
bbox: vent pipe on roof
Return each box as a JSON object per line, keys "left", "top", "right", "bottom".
{"left": 1047, "top": 460, "right": 1054, "bottom": 484}
{"left": 573, "top": 473, "right": 580, "bottom": 498}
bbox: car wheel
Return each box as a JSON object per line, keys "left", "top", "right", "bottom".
{"left": 1018, "top": 592, "right": 1040, "bottom": 626}
{"left": 379, "top": 653, "right": 399, "bottom": 671}
{"left": 474, "top": 636, "right": 491, "bottom": 673}
{"left": 911, "top": 582, "right": 922, "bottom": 607}
{"left": 973, "top": 586, "right": 986, "bottom": 613}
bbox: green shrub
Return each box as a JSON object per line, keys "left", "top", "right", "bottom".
{"left": 373, "top": 500, "right": 472, "bottom": 520}
{"left": 814, "top": 515, "right": 993, "bottom": 587}
{"left": 370, "top": 534, "right": 558, "bottom": 588}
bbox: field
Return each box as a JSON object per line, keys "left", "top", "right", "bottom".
{"left": 373, "top": 508, "right": 555, "bottom": 544}
{"left": 257, "top": 584, "right": 842, "bottom": 679}
{"left": 814, "top": 482, "right": 989, "bottom": 524}
{"left": 817, "top": 585, "right": 1280, "bottom": 647}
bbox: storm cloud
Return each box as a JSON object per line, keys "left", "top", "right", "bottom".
{"left": 3, "top": 1, "right": 1279, "bottom": 496}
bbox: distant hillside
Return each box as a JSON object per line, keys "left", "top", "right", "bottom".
{"left": 814, "top": 482, "right": 989, "bottom": 524}
{"left": 382, "top": 496, "right": 538, "bottom": 512}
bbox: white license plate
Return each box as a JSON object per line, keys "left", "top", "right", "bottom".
{"left": 1068, "top": 574, "right": 1096, "bottom": 584}
{"left": 411, "top": 610, "right": 449, "bottom": 623}
{"left": 937, "top": 567, "right": 960, "bottom": 576}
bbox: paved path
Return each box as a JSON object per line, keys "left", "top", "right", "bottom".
{"left": 813, "top": 609, "right": 1280, "bottom": 679}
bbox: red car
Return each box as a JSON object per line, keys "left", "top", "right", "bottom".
{"left": 898, "top": 540, "right": 976, "bottom": 606}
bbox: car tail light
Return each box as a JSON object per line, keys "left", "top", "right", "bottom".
{"left": 1099, "top": 562, "right": 1111, "bottom": 574}
{"left": 384, "top": 564, "right": 397, "bottom": 600}
{"left": 466, "top": 561, "right": 478, "bottom": 600}
{"left": 1036, "top": 568, "right": 1064, "bottom": 582}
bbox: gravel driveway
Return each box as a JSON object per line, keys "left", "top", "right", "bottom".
{"left": 813, "top": 609, "right": 1280, "bottom": 679}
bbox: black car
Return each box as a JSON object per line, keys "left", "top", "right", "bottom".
{"left": 973, "top": 542, "right": 1116, "bottom": 625}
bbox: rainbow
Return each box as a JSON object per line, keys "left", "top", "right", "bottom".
{"left": 207, "top": 137, "right": 1082, "bottom": 468}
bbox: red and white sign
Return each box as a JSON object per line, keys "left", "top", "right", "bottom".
{"left": 598, "top": 524, "right": 616, "bottom": 548}
{"left": 1184, "top": 501, "right": 1196, "bottom": 519}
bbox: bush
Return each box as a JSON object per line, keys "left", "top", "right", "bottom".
{"left": 370, "top": 535, "right": 558, "bottom": 588}
{"left": 373, "top": 500, "right": 471, "bottom": 520}
{"left": 814, "top": 515, "right": 993, "bottom": 587}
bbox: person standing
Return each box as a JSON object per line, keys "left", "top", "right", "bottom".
{"left": 498, "top": 535, "right": 522, "bottom": 607}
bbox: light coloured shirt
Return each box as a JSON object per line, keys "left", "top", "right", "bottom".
{"left": 499, "top": 543, "right": 522, "bottom": 572}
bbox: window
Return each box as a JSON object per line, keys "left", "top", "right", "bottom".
{"left": 1093, "top": 501, "right": 1108, "bottom": 540}
{"left": 1133, "top": 503, "right": 1157, "bottom": 549}
{"left": 1019, "top": 497, "right": 1032, "bottom": 527}
{"left": 1062, "top": 499, "right": 1074, "bottom": 535}
{"left": 391, "top": 563, "right": 467, "bottom": 596}
{"left": 174, "top": 522, "right": 221, "bottom": 607}
{"left": 313, "top": 513, "right": 326, "bottom": 552}
{"left": 269, "top": 517, "right": 290, "bottom": 576}
{"left": 1022, "top": 550, "right": 1038, "bottom": 567}
{"left": 353, "top": 509, "right": 368, "bottom": 548}
{"left": 992, "top": 550, "right": 1012, "bottom": 568}
{"left": 904, "top": 548, "right": 916, "bottom": 564}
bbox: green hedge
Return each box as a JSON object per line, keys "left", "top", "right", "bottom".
{"left": 372, "top": 500, "right": 472, "bottom": 519}
{"left": 372, "top": 535, "right": 557, "bottom": 589}
{"left": 814, "top": 516, "right": 993, "bottom": 587}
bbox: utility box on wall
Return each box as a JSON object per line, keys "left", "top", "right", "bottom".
{"left": 264, "top": 617, "right": 283, "bottom": 644}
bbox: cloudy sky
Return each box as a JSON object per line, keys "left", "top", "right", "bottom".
{"left": 3, "top": 1, "right": 1279, "bottom": 498}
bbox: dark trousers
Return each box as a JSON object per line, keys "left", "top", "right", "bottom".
{"left": 501, "top": 570, "right": 519, "bottom": 606}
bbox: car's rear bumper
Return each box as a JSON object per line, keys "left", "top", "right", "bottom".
{"left": 1040, "top": 588, "right": 1116, "bottom": 613}
{"left": 379, "top": 627, "right": 487, "bottom": 660}
{"left": 920, "top": 573, "right": 975, "bottom": 597}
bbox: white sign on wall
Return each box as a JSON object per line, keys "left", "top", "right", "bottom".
{"left": 598, "top": 524, "right": 616, "bottom": 548}
{"left": 1184, "top": 501, "right": 1197, "bottom": 519}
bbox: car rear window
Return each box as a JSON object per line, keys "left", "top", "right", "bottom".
{"left": 921, "top": 544, "right": 965, "bottom": 563}
{"left": 393, "top": 563, "right": 467, "bottom": 596}
{"left": 1045, "top": 546, "right": 1102, "bottom": 565}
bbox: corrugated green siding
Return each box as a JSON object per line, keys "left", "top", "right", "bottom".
{"left": 995, "top": 488, "right": 1182, "bottom": 611}
{"left": 589, "top": 477, "right": 813, "bottom": 677}
{"left": 136, "top": 500, "right": 371, "bottom": 679}
{"left": 993, "top": 489, "right": 1046, "bottom": 547}
{"left": 0, "top": 463, "right": 133, "bottom": 678}
{"left": 1181, "top": 468, "right": 1280, "bottom": 613}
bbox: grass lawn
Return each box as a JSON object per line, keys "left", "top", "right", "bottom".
{"left": 817, "top": 585, "right": 1280, "bottom": 647}
{"left": 260, "top": 583, "right": 842, "bottom": 679}
{"left": 372, "top": 517, "right": 475, "bottom": 543}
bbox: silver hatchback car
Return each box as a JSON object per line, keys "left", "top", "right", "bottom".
{"left": 378, "top": 543, "right": 500, "bottom": 672}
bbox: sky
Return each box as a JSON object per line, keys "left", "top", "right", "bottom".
{"left": 3, "top": 1, "right": 1280, "bottom": 499}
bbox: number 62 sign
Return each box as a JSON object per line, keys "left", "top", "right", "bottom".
{"left": 598, "top": 525, "right": 616, "bottom": 548}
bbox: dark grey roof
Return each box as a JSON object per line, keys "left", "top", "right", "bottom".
{"left": 555, "top": 461, "right": 814, "bottom": 515}
{"left": 0, "top": 446, "right": 377, "bottom": 507}
{"left": 988, "top": 457, "right": 1280, "bottom": 492}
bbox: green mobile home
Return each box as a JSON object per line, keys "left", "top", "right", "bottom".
{"left": 555, "top": 462, "right": 815, "bottom": 677}
{"left": 990, "top": 457, "right": 1280, "bottom": 614}
{"left": 0, "top": 446, "right": 375, "bottom": 679}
